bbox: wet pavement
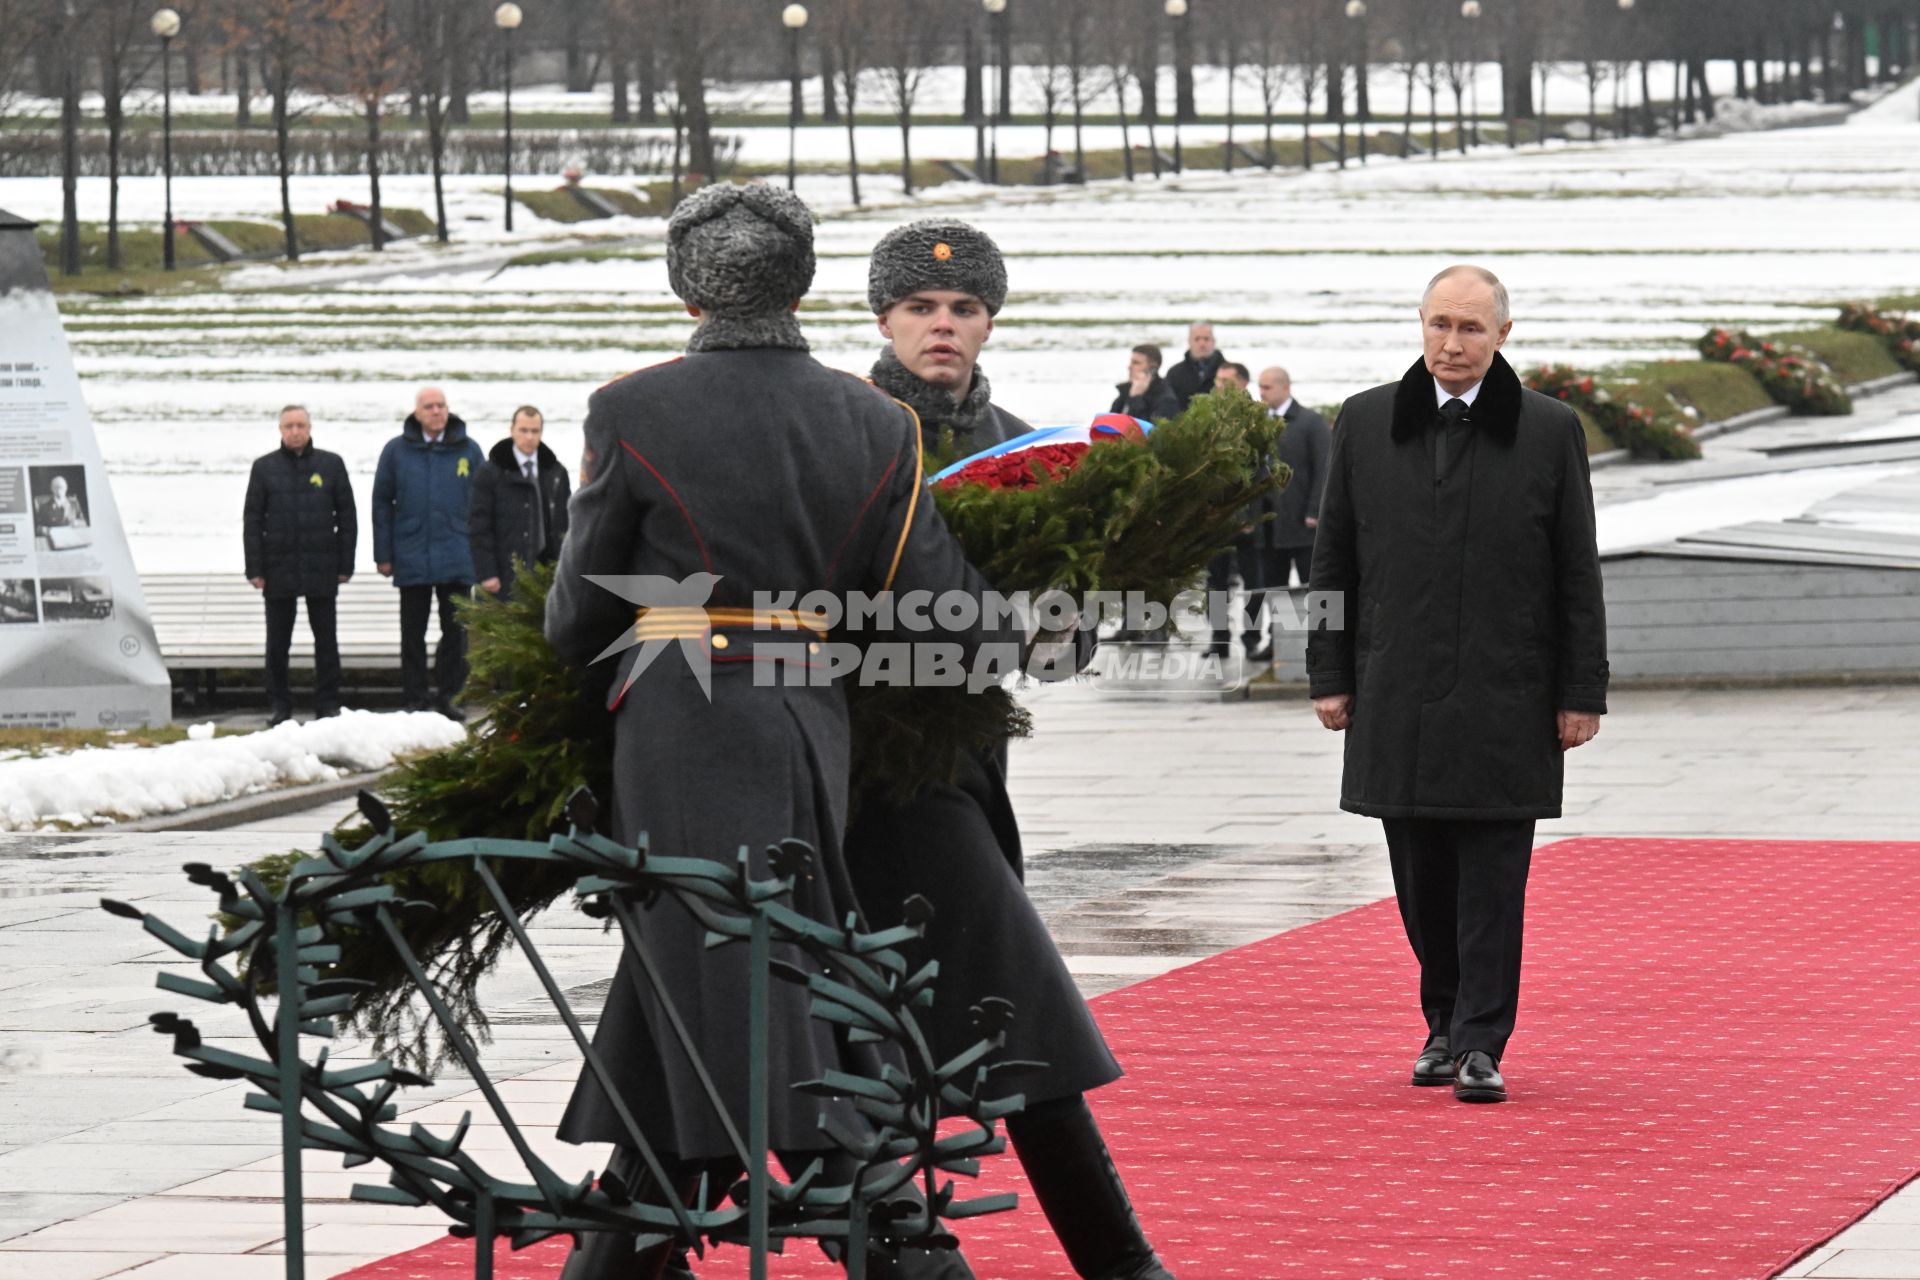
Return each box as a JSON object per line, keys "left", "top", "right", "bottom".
{"left": 2, "top": 680, "right": 1918, "bottom": 1277}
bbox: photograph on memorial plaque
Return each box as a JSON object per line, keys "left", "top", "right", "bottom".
{"left": 29, "top": 464, "right": 91, "bottom": 553}
{"left": 38, "top": 576, "right": 112, "bottom": 623}
{"left": 0, "top": 579, "right": 36, "bottom": 624}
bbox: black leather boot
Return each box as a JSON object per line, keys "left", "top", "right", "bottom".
{"left": 1005, "top": 1095, "right": 1175, "bottom": 1280}
{"left": 558, "top": 1146, "right": 698, "bottom": 1280}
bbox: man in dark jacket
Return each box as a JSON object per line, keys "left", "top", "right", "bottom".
{"left": 372, "top": 386, "right": 485, "bottom": 720}
{"left": 1307, "top": 265, "right": 1608, "bottom": 1105}
{"left": 1163, "top": 321, "right": 1225, "bottom": 409}
{"left": 856, "top": 218, "right": 1174, "bottom": 1280}
{"left": 1258, "top": 368, "right": 1330, "bottom": 592}
{"left": 547, "top": 185, "right": 1032, "bottom": 1280}
{"left": 1207, "top": 365, "right": 1333, "bottom": 663}
{"left": 243, "top": 405, "right": 355, "bottom": 724}
{"left": 471, "top": 405, "right": 570, "bottom": 599}
{"left": 1110, "top": 343, "right": 1182, "bottom": 421}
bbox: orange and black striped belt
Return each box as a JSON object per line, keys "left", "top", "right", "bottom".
{"left": 633, "top": 606, "right": 830, "bottom": 650}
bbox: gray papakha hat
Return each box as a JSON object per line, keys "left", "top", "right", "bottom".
{"left": 867, "top": 219, "right": 1009, "bottom": 316}
{"left": 666, "top": 183, "right": 816, "bottom": 316}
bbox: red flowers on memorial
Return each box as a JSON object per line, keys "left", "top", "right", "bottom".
{"left": 1698, "top": 326, "right": 1852, "bottom": 416}
{"left": 936, "top": 440, "right": 1094, "bottom": 491}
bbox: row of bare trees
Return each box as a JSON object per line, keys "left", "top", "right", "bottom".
{"left": 5, "top": 0, "right": 1915, "bottom": 269}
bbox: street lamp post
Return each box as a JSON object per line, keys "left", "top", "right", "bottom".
{"left": 782, "top": 4, "right": 808, "bottom": 191}
{"left": 1346, "top": 0, "right": 1368, "bottom": 164}
{"left": 151, "top": 8, "right": 181, "bottom": 271}
{"left": 1165, "top": 0, "right": 1186, "bottom": 173}
{"left": 495, "top": 2, "right": 523, "bottom": 232}
{"left": 983, "top": 0, "right": 1006, "bottom": 183}
{"left": 1617, "top": 0, "right": 1638, "bottom": 138}
{"left": 1461, "top": 0, "right": 1482, "bottom": 148}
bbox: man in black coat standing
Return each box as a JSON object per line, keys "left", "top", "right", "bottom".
{"left": 1163, "top": 321, "right": 1225, "bottom": 409}
{"left": 1307, "top": 265, "right": 1608, "bottom": 1104}
{"left": 243, "top": 405, "right": 355, "bottom": 724}
{"left": 471, "top": 404, "right": 570, "bottom": 599}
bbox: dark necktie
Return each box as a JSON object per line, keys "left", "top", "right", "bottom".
{"left": 1435, "top": 397, "right": 1469, "bottom": 481}
{"left": 524, "top": 460, "right": 545, "bottom": 553}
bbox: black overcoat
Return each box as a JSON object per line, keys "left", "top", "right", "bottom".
{"left": 841, "top": 394, "right": 1120, "bottom": 1109}
{"left": 1306, "top": 354, "right": 1609, "bottom": 820}
{"left": 241, "top": 444, "right": 356, "bottom": 598}
{"left": 1258, "top": 402, "right": 1331, "bottom": 551}
{"left": 469, "top": 437, "right": 571, "bottom": 593}
{"left": 546, "top": 345, "right": 1023, "bottom": 1160}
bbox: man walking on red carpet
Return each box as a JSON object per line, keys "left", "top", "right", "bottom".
{"left": 1306, "top": 265, "right": 1609, "bottom": 1103}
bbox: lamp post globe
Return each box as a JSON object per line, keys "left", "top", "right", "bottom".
{"left": 1617, "top": 0, "right": 1634, "bottom": 8}
{"left": 152, "top": 7, "right": 181, "bottom": 269}
{"left": 494, "top": 2, "right": 522, "bottom": 28}
{"left": 1345, "top": 1, "right": 1366, "bottom": 16}
{"left": 1164, "top": 0, "right": 1186, "bottom": 15}
{"left": 782, "top": 3, "right": 807, "bottom": 27}
{"left": 1461, "top": 0, "right": 1481, "bottom": 16}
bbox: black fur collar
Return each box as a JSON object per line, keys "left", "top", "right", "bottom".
{"left": 1390, "top": 351, "right": 1521, "bottom": 447}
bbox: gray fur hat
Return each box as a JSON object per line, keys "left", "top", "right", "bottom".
{"left": 666, "top": 183, "right": 816, "bottom": 315}
{"left": 867, "top": 219, "right": 1009, "bottom": 316}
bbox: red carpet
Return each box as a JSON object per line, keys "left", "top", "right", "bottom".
{"left": 343, "top": 837, "right": 1920, "bottom": 1278}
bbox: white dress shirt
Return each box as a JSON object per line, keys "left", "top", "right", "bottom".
{"left": 1434, "top": 378, "right": 1483, "bottom": 410}
{"left": 1271, "top": 397, "right": 1295, "bottom": 419}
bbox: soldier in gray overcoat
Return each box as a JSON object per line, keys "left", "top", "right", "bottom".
{"left": 846, "top": 219, "right": 1175, "bottom": 1280}
{"left": 545, "top": 186, "right": 1026, "bottom": 1280}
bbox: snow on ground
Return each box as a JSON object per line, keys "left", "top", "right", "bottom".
{"left": 1594, "top": 462, "right": 1920, "bottom": 555}
{"left": 0, "top": 709, "right": 466, "bottom": 830}
{"left": 19, "top": 76, "right": 1920, "bottom": 576}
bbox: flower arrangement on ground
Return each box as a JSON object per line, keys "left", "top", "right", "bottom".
{"left": 1836, "top": 302, "right": 1920, "bottom": 374}
{"left": 1523, "top": 364, "right": 1700, "bottom": 460}
{"left": 1698, "top": 327, "right": 1852, "bottom": 416}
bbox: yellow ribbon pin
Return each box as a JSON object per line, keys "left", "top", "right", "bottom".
{"left": 457, "top": 457, "right": 471, "bottom": 477}
{"left": 309, "top": 473, "right": 324, "bottom": 488}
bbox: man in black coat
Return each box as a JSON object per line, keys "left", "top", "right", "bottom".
{"left": 1306, "top": 265, "right": 1608, "bottom": 1105}
{"left": 854, "top": 218, "right": 1173, "bottom": 1280}
{"left": 1163, "top": 321, "right": 1225, "bottom": 409}
{"left": 1110, "top": 343, "right": 1182, "bottom": 421}
{"left": 471, "top": 405, "right": 571, "bottom": 599}
{"left": 243, "top": 405, "right": 356, "bottom": 724}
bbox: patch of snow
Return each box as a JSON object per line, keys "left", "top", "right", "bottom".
{"left": 0, "top": 709, "right": 466, "bottom": 831}
{"left": 1595, "top": 463, "right": 1920, "bottom": 554}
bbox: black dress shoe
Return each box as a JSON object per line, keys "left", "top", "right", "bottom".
{"left": 1453, "top": 1050, "right": 1507, "bottom": 1103}
{"left": 433, "top": 699, "right": 468, "bottom": 724}
{"left": 1410, "top": 1035, "right": 1452, "bottom": 1086}
{"left": 269, "top": 708, "right": 295, "bottom": 727}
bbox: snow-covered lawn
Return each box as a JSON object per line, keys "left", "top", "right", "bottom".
{"left": 15, "top": 78, "right": 1919, "bottom": 576}
{"left": 0, "top": 709, "right": 465, "bottom": 831}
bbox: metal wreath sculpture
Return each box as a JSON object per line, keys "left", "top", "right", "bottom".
{"left": 101, "top": 787, "right": 1028, "bottom": 1280}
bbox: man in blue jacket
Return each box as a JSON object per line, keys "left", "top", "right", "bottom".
{"left": 372, "top": 386, "right": 485, "bottom": 720}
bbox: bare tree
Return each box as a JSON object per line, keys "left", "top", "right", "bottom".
{"left": 1238, "top": 0, "right": 1289, "bottom": 167}
{"left": 873, "top": 0, "right": 936, "bottom": 194}
{"left": 240, "top": 0, "right": 311, "bottom": 260}
{"left": 820, "top": 0, "right": 871, "bottom": 206}
{"left": 1029, "top": 0, "right": 1076, "bottom": 178}
{"left": 402, "top": 0, "right": 459, "bottom": 242}
{"left": 91, "top": 0, "right": 156, "bottom": 269}
{"left": 0, "top": 0, "right": 57, "bottom": 175}
{"left": 322, "top": 0, "right": 403, "bottom": 249}
{"left": 1096, "top": 0, "right": 1139, "bottom": 181}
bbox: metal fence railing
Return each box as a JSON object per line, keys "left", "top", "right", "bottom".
{"left": 102, "top": 788, "right": 1024, "bottom": 1280}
